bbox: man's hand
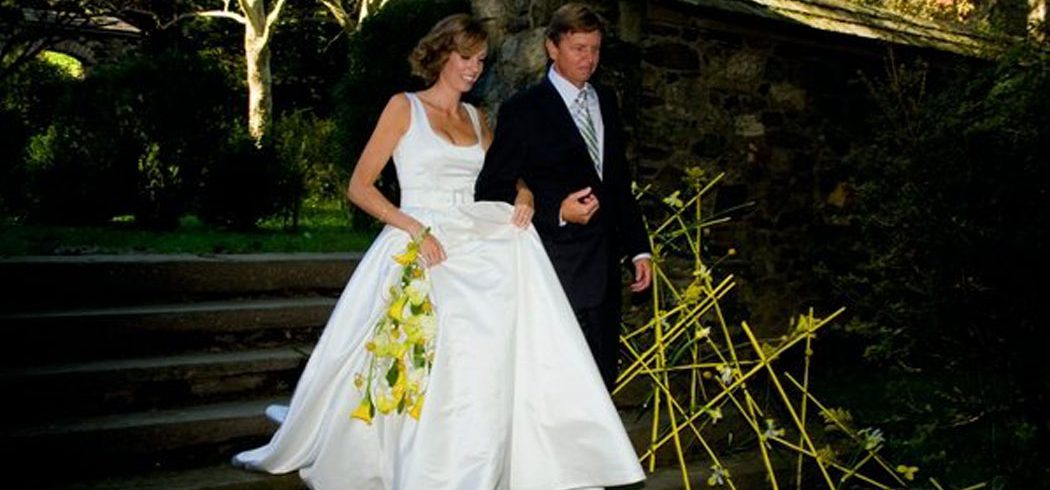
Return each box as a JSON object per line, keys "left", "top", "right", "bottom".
{"left": 560, "top": 187, "right": 600, "bottom": 225}
{"left": 630, "top": 257, "right": 652, "bottom": 292}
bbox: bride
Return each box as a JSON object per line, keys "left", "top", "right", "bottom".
{"left": 233, "top": 14, "right": 645, "bottom": 490}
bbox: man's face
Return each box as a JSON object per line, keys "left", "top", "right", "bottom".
{"left": 546, "top": 30, "right": 602, "bottom": 88}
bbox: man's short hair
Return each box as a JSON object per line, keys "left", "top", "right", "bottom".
{"left": 545, "top": 2, "right": 605, "bottom": 44}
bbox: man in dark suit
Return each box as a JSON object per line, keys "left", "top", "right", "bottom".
{"left": 475, "top": 2, "right": 651, "bottom": 390}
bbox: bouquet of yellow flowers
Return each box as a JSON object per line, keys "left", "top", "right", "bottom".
{"left": 351, "top": 230, "right": 438, "bottom": 424}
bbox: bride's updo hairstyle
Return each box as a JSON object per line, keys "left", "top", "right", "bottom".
{"left": 410, "top": 14, "right": 488, "bottom": 84}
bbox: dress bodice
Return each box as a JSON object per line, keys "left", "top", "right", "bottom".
{"left": 393, "top": 93, "right": 485, "bottom": 210}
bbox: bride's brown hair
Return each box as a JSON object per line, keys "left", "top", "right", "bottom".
{"left": 409, "top": 14, "right": 488, "bottom": 84}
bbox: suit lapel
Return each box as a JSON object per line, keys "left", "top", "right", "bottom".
{"left": 595, "top": 86, "right": 615, "bottom": 173}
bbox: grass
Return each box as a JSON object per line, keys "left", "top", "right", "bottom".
{"left": 0, "top": 201, "right": 378, "bottom": 256}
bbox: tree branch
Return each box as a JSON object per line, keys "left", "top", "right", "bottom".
{"left": 265, "top": 0, "right": 287, "bottom": 31}
{"left": 318, "top": 0, "right": 356, "bottom": 32}
{"left": 160, "top": 9, "right": 246, "bottom": 30}
{"left": 236, "top": 0, "right": 258, "bottom": 29}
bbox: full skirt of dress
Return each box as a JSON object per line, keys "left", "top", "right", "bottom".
{"left": 233, "top": 201, "right": 644, "bottom": 490}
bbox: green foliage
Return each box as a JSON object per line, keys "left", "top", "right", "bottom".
{"left": 37, "top": 51, "right": 83, "bottom": 79}
{"left": 851, "top": 0, "right": 1031, "bottom": 35}
{"left": 22, "top": 99, "right": 139, "bottom": 224}
{"left": 269, "top": 1, "right": 352, "bottom": 116}
{"left": 333, "top": 0, "right": 470, "bottom": 229}
{"left": 197, "top": 128, "right": 301, "bottom": 231}
{"left": 818, "top": 45, "right": 1050, "bottom": 487}
{"left": 273, "top": 110, "right": 345, "bottom": 229}
{"left": 135, "top": 143, "right": 183, "bottom": 229}
{"left": 0, "top": 202, "right": 373, "bottom": 256}
{"left": 11, "top": 48, "right": 240, "bottom": 226}
{"left": 0, "top": 54, "right": 80, "bottom": 216}
{"left": 0, "top": 107, "right": 27, "bottom": 214}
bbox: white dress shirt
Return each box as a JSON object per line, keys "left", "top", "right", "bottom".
{"left": 548, "top": 65, "right": 605, "bottom": 169}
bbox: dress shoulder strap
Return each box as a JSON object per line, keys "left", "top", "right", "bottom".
{"left": 463, "top": 103, "right": 483, "bottom": 143}
{"left": 404, "top": 92, "right": 425, "bottom": 132}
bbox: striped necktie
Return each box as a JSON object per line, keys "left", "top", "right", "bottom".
{"left": 572, "top": 88, "right": 602, "bottom": 179}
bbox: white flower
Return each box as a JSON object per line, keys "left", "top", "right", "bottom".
{"left": 707, "top": 464, "right": 729, "bottom": 486}
{"left": 717, "top": 364, "right": 734, "bottom": 385}
{"left": 419, "top": 314, "right": 438, "bottom": 342}
{"left": 371, "top": 331, "right": 394, "bottom": 357}
{"left": 706, "top": 406, "right": 723, "bottom": 424}
{"left": 663, "top": 190, "right": 684, "bottom": 208}
{"left": 405, "top": 279, "right": 430, "bottom": 306}
{"left": 858, "top": 427, "right": 884, "bottom": 451}
{"left": 763, "top": 419, "right": 785, "bottom": 444}
{"left": 696, "top": 326, "right": 711, "bottom": 340}
{"left": 408, "top": 366, "right": 427, "bottom": 387}
{"left": 693, "top": 264, "right": 711, "bottom": 282}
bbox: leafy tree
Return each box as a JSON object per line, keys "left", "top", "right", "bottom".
{"left": 817, "top": 45, "right": 1050, "bottom": 487}
{"left": 153, "top": 0, "right": 388, "bottom": 146}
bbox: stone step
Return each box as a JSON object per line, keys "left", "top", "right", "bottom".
{"left": 47, "top": 455, "right": 684, "bottom": 490}
{"left": 3, "top": 396, "right": 777, "bottom": 489}
{"left": 52, "top": 464, "right": 308, "bottom": 490}
{"left": 0, "top": 297, "right": 335, "bottom": 366}
{"left": 60, "top": 465, "right": 675, "bottom": 490}
{"left": 2, "top": 398, "right": 287, "bottom": 485}
{"left": 45, "top": 452, "right": 779, "bottom": 490}
{"left": 0, "top": 347, "right": 311, "bottom": 422}
{"left": 0, "top": 253, "right": 360, "bottom": 311}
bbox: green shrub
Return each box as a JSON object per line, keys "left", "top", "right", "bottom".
{"left": 197, "top": 129, "right": 300, "bottom": 231}
{"left": 273, "top": 110, "right": 343, "bottom": 229}
{"left": 134, "top": 143, "right": 183, "bottom": 229}
{"left": 1, "top": 55, "right": 82, "bottom": 217}
{"left": 99, "top": 50, "right": 237, "bottom": 227}
{"left": 817, "top": 45, "right": 1050, "bottom": 487}
{"left": 22, "top": 109, "right": 139, "bottom": 224}
{"left": 0, "top": 107, "right": 29, "bottom": 216}
{"left": 15, "top": 49, "right": 236, "bottom": 226}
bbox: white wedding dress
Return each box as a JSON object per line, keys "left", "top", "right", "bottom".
{"left": 233, "top": 93, "right": 645, "bottom": 490}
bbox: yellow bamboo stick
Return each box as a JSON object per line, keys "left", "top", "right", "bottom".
{"left": 782, "top": 373, "right": 907, "bottom": 487}
{"left": 741, "top": 321, "right": 836, "bottom": 489}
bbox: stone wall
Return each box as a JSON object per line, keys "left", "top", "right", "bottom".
{"left": 471, "top": 0, "right": 952, "bottom": 333}
{"left": 633, "top": 1, "right": 893, "bottom": 330}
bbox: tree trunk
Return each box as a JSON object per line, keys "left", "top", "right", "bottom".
{"left": 172, "top": 0, "right": 284, "bottom": 145}
{"left": 1031, "top": 0, "right": 1047, "bottom": 42}
{"left": 245, "top": 27, "right": 272, "bottom": 145}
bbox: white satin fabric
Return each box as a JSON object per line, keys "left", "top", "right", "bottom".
{"left": 233, "top": 93, "right": 644, "bottom": 490}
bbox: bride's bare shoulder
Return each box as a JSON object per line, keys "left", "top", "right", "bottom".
{"left": 376, "top": 93, "right": 412, "bottom": 134}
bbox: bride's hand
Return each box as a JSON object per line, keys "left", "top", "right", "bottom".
{"left": 512, "top": 184, "right": 534, "bottom": 228}
{"left": 418, "top": 233, "right": 447, "bottom": 267}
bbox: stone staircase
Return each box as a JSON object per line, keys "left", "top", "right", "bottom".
{"left": 0, "top": 253, "right": 770, "bottom": 490}
{"left": 0, "top": 254, "right": 355, "bottom": 489}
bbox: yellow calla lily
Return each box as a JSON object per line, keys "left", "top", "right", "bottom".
{"left": 351, "top": 397, "right": 373, "bottom": 425}
{"left": 409, "top": 395, "right": 425, "bottom": 420}
{"left": 375, "top": 393, "right": 397, "bottom": 414}
{"left": 392, "top": 244, "right": 419, "bottom": 266}
{"left": 387, "top": 296, "right": 407, "bottom": 322}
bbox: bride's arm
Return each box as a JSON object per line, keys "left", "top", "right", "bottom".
{"left": 347, "top": 94, "right": 417, "bottom": 234}
{"left": 512, "top": 179, "right": 534, "bottom": 228}
{"left": 347, "top": 94, "right": 446, "bottom": 264}
{"left": 479, "top": 108, "right": 533, "bottom": 227}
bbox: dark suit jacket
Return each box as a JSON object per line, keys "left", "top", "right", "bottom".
{"left": 475, "top": 77, "right": 650, "bottom": 309}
